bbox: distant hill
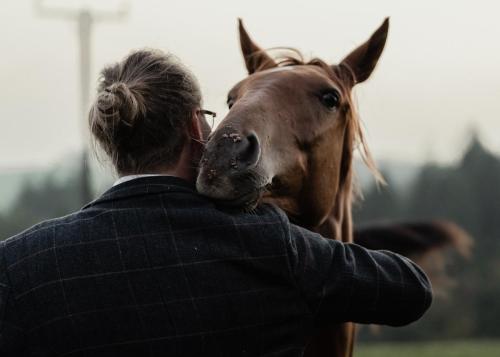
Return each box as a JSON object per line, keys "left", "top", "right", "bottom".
{"left": 0, "top": 168, "right": 48, "bottom": 212}
{"left": 0, "top": 155, "right": 114, "bottom": 213}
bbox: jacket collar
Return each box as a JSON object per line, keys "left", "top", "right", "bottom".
{"left": 82, "top": 176, "right": 196, "bottom": 210}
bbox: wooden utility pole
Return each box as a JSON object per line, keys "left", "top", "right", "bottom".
{"left": 35, "top": 1, "right": 129, "bottom": 205}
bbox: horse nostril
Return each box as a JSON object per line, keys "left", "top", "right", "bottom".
{"left": 236, "top": 132, "right": 261, "bottom": 169}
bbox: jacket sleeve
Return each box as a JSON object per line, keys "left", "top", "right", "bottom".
{"left": 283, "top": 221, "right": 433, "bottom": 327}
{"left": 0, "top": 240, "right": 26, "bottom": 356}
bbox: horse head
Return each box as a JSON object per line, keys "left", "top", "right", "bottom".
{"left": 197, "top": 19, "right": 388, "bottom": 237}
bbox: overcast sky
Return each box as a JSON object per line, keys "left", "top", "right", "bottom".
{"left": 1, "top": 0, "right": 499, "bottom": 170}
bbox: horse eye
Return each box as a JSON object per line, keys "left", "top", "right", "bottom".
{"left": 227, "top": 97, "right": 234, "bottom": 109}
{"left": 321, "top": 91, "right": 340, "bottom": 109}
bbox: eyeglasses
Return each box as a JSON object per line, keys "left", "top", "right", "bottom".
{"left": 198, "top": 109, "right": 217, "bottom": 130}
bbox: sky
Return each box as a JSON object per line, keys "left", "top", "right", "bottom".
{"left": 1, "top": 0, "right": 499, "bottom": 170}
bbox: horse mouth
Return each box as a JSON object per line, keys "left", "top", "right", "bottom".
{"left": 196, "top": 168, "right": 269, "bottom": 211}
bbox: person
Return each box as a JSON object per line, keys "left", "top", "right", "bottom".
{"left": 0, "top": 49, "right": 432, "bottom": 356}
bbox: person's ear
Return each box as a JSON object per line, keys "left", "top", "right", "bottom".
{"left": 189, "top": 110, "right": 204, "bottom": 145}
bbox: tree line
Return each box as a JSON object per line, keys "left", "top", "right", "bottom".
{"left": 355, "top": 136, "right": 500, "bottom": 341}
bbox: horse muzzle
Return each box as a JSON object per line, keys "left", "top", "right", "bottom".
{"left": 196, "top": 127, "right": 266, "bottom": 208}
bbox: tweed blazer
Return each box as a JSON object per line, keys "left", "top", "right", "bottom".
{"left": 0, "top": 176, "right": 432, "bottom": 356}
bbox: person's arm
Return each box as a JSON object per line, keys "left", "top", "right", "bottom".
{"left": 0, "top": 240, "right": 26, "bottom": 356}
{"left": 283, "top": 221, "right": 432, "bottom": 327}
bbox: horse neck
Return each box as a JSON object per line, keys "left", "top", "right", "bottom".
{"left": 316, "top": 171, "right": 354, "bottom": 243}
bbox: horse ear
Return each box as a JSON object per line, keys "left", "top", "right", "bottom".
{"left": 338, "top": 18, "right": 389, "bottom": 85}
{"left": 238, "top": 18, "right": 277, "bottom": 74}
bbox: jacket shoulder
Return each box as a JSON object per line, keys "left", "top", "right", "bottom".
{"left": 1, "top": 211, "right": 83, "bottom": 267}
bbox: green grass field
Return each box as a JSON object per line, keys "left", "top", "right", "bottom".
{"left": 356, "top": 340, "right": 500, "bottom": 357}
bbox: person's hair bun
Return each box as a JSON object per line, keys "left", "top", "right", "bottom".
{"left": 94, "top": 82, "right": 145, "bottom": 130}
{"left": 88, "top": 49, "right": 202, "bottom": 174}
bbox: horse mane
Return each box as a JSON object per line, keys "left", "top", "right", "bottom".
{"left": 255, "top": 48, "right": 385, "bottom": 192}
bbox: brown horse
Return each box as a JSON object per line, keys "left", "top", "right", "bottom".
{"left": 196, "top": 18, "right": 470, "bottom": 356}
{"left": 197, "top": 18, "right": 390, "bottom": 357}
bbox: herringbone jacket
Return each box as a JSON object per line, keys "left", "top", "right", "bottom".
{"left": 0, "top": 176, "right": 432, "bottom": 356}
